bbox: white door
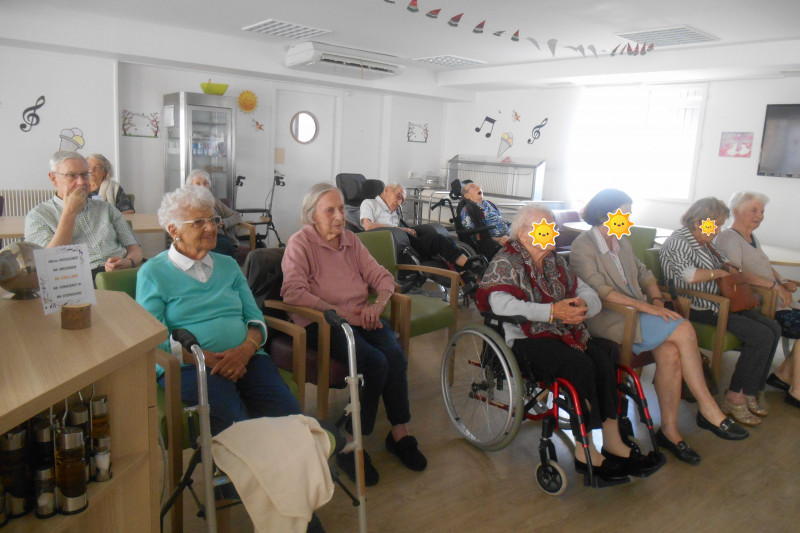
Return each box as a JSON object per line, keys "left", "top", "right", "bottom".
{"left": 272, "top": 89, "right": 337, "bottom": 243}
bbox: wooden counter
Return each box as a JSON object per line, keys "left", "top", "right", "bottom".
{"left": 0, "top": 289, "right": 166, "bottom": 532}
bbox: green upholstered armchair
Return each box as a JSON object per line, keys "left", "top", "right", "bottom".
{"left": 356, "top": 230, "right": 460, "bottom": 356}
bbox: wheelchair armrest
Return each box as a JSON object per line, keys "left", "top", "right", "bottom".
{"left": 457, "top": 224, "right": 496, "bottom": 238}
{"left": 264, "top": 315, "right": 307, "bottom": 411}
{"left": 479, "top": 311, "right": 527, "bottom": 325}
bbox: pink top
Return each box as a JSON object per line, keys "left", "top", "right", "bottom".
{"left": 281, "top": 225, "right": 396, "bottom": 328}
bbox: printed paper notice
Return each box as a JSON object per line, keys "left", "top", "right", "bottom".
{"left": 33, "top": 244, "right": 96, "bottom": 314}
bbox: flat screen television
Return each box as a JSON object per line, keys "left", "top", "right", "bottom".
{"left": 757, "top": 104, "right": 800, "bottom": 178}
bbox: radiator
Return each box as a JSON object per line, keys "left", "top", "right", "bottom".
{"left": 0, "top": 188, "right": 53, "bottom": 246}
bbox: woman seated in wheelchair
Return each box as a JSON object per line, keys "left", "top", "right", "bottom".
{"left": 476, "top": 205, "right": 661, "bottom": 484}
{"left": 570, "top": 189, "right": 749, "bottom": 466}
{"left": 281, "top": 182, "right": 426, "bottom": 487}
{"left": 137, "top": 185, "right": 302, "bottom": 435}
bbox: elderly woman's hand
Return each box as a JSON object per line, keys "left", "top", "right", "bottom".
{"left": 781, "top": 280, "right": 798, "bottom": 293}
{"left": 777, "top": 285, "right": 794, "bottom": 308}
{"left": 641, "top": 302, "right": 683, "bottom": 322}
{"left": 210, "top": 343, "right": 256, "bottom": 382}
{"left": 552, "top": 297, "right": 588, "bottom": 325}
{"left": 357, "top": 301, "right": 386, "bottom": 330}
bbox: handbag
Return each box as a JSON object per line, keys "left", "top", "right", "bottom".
{"left": 705, "top": 243, "right": 760, "bottom": 313}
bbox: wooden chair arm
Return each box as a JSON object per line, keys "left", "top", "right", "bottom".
{"left": 750, "top": 285, "right": 778, "bottom": 319}
{"left": 388, "top": 292, "right": 412, "bottom": 350}
{"left": 264, "top": 316, "right": 307, "bottom": 412}
{"left": 154, "top": 347, "right": 183, "bottom": 526}
{"left": 600, "top": 299, "right": 637, "bottom": 366}
{"left": 398, "top": 263, "right": 461, "bottom": 311}
{"left": 238, "top": 221, "right": 257, "bottom": 250}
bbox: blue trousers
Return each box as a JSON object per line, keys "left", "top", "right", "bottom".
{"left": 307, "top": 319, "right": 410, "bottom": 435}
{"left": 159, "top": 352, "right": 301, "bottom": 435}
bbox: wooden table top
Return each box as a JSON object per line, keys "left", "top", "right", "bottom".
{"left": 0, "top": 289, "right": 166, "bottom": 432}
{"left": 0, "top": 213, "right": 162, "bottom": 239}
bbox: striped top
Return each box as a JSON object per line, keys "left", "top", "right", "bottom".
{"left": 660, "top": 226, "right": 728, "bottom": 312}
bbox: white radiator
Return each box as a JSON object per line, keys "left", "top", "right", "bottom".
{"left": 0, "top": 188, "right": 53, "bottom": 245}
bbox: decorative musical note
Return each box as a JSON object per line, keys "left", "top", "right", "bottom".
{"left": 527, "top": 118, "right": 549, "bottom": 144}
{"left": 474, "top": 116, "right": 496, "bottom": 138}
{"left": 20, "top": 95, "right": 46, "bottom": 133}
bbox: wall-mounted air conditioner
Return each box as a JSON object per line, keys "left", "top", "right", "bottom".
{"left": 285, "top": 42, "right": 404, "bottom": 80}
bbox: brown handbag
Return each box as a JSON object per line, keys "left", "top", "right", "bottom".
{"left": 705, "top": 244, "right": 760, "bottom": 313}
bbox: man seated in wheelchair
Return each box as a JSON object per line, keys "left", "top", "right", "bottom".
{"left": 475, "top": 204, "right": 663, "bottom": 483}
{"left": 359, "top": 183, "right": 486, "bottom": 283}
{"left": 459, "top": 182, "right": 511, "bottom": 259}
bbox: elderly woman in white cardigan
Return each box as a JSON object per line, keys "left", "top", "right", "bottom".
{"left": 87, "top": 153, "right": 135, "bottom": 214}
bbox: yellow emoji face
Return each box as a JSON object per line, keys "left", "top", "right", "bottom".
{"left": 528, "top": 218, "right": 559, "bottom": 250}
{"left": 699, "top": 218, "right": 717, "bottom": 236}
{"left": 603, "top": 209, "right": 635, "bottom": 240}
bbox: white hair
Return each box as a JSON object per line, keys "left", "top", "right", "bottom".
{"left": 157, "top": 185, "right": 216, "bottom": 230}
{"left": 729, "top": 191, "right": 769, "bottom": 212}
{"left": 385, "top": 183, "right": 405, "bottom": 193}
{"left": 87, "top": 153, "right": 113, "bottom": 178}
{"left": 186, "top": 169, "right": 211, "bottom": 187}
{"left": 509, "top": 204, "right": 556, "bottom": 241}
{"left": 301, "top": 182, "right": 342, "bottom": 225}
{"left": 50, "top": 151, "right": 86, "bottom": 172}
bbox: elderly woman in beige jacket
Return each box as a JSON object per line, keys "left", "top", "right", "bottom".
{"left": 570, "top": 189, "right": 747, "bottom": 466}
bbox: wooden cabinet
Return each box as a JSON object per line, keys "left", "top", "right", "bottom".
{"left": 0, "top": 290, "right": 166, "bottom": 532}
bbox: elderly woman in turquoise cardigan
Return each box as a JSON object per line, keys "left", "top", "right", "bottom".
{"left": 136, "top": 185, "right": 300, "bottom": 435}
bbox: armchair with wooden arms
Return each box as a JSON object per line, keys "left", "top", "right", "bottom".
{"left": 643, "top": 247, "right": 778, "bottom": 382}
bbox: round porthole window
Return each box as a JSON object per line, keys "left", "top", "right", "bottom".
{"left": 290, "top": 111, "right": 318, "bottom": 144}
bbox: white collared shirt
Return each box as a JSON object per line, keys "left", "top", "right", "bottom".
{"left": 591, "top": 226, "right": 628, "bottom": 284}
{"left": 359, "top": 195, "right": 400, "bottom": 227}
{"left": 168, "top": 244, "right": 215, "bottom": 283}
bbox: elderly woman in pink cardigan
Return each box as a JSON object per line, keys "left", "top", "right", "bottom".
{"left": 281, "top": 182, "right": 426, "bottom": 487}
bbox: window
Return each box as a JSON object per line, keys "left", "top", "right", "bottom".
{"left": 568, "top": 84, "right": 706, "bottom": 203}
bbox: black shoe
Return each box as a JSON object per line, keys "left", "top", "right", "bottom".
{"left": 307, "top": 512, "right": 325, "bottom": 533}
{"left": 655, "top": 429, "right": 701, "bottom": 465}
{"left": 336, "top": 450, "right": 379, "bottom": 486}
{"left": 601, "top": 447, "right": 666, "bottom": 477}
{"left": 696, "top": 412, "right": 749, "bottom": 440}
{"left": 786, "top": 393, "right": 800, "bottom": 409}
{"left": 385, "top": 432, "right": 427, "bottom": 471}
{"left": 464, "top": 255, "right": 488, "bottom": 276}
{"left": 767, "top": 373, "right": 791, "bottom": 392}
{"left": 573, "top": 458, "right": 630, "bottom": 487}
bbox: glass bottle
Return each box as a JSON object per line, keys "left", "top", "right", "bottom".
{"left": 90, "top": 395, "right": 110, "bottom": 447}
{"left": 33, "top": 465, "right": 57, "bottom": 518}
{"left": 67, "top": 404, "right": 92, "bottom": 482}
{"left": 55, "top": 427, "right": 88, "bottom": 515}
{"left": 0, "top": 426, "right": 33, "bottom": 518}
{"left": 32, "top": 421, "right": 55, "bottom": 469}
{"left": 0, "top": 477, "right": 7, "bottom": 527}
{"left": 93, "top": 433, "right": 112, "bottom": 482}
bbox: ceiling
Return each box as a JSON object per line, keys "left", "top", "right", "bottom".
{"left": 7, "top": 0, "right": 800, "bottom": 93}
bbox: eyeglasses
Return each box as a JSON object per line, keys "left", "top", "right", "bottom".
{"left": 55, "top": 172, "right": 92, "bottom": 181}
{"left": 177, "top": 216, "right": 222, "bottom": 229}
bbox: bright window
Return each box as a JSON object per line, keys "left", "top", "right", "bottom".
{"left": 568, "top": 84, "right": 706, "bottom": 203}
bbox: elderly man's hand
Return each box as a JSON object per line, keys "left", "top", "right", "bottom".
{"left": 401, "top": 227, "right": 417, "bottom": 236}
{"left": 62, "top": 186, "right": 88, "bottom": 217}
{"left": 104, "top": 256, "right": 134, "bottom": 271}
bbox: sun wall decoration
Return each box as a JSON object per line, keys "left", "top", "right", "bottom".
{"left": 237, "top": 90, "right": 258, "bottom": 114}
{"left": 384, "top": 1, "right": 655, "bottom": 59}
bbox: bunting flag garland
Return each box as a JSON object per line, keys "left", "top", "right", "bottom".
{"left": 384, "top": 0, "right": 395, "bottom": 3}
{"left": 526, "top": 37, "right": 540, "bottom": 49}
{"left": 587, "top": 44, "right": 598, "bottom": 58}
{"left": 448, "top": 13, "right": 463, "bottom": 26}
{"left": 565, "top": 45, "right": 585, "bottom": 57}
{"left": 407, "top": 0, "right": 418, "bottom": 13}
{"left": 511, "top": 30, "right": 520, "bottom": 42}
{"left": 626, "top": 43, "right": 633, "bottom": 55}
{"left": 547, "top": 39, "right": 558, "bottom": 57}
{"left": 426, "top": 9, "right": 441, "bottom": 18}
{"left": 611, "top": 44, "right": 621, "bottom": 56}
{"left": 640, "top": 42, "right": 647, "bottom": 55}
{"left": 473, "top": 20, "right": 485, "bottom": 33}
{"left": 493, "top": 30, "right": 505, "bottom": 37}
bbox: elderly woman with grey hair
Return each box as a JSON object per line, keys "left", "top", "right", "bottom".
{"left": 715, "top": 191, "right": 800, "bottom": 409}
{"left": 187, "top": 169, "right": 243, "bottom": 257}
{"left": 136, "top": 185, "right": 301, "bottom": 435}
{"left": 661, "top": 197, "right": 781, "bottom": 427}
{"left": 87, "top": 153, "right": 135, "bottom": 214}
{"left": 476, "top": 204, "right": 662, "bottom": 484}
{"left": 281, "top": 182, "right": 426, "bottom": 487}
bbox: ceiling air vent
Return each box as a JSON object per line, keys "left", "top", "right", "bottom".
{"left": 243, "top": 19, "right": 331, "bottom": 40}
{"left": 285, "top": 42, "right": 403, "bottom": 80}
{"left": 616, "top": 25, "right": 718, "bottom": 47}
{"left": 414, "top": 55, "right": 485, "bottom": 68}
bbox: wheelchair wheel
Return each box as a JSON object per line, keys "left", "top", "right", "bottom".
{"left": 535, "top": 462, "right": 567, "bottom": 496}
{"left": 455, "top": 241, "right": 477, "bottom": 259}
{"left": 441, "top": 324, "right": 524, "bottom": 451}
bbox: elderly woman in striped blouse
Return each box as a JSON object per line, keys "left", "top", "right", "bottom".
{"left": 660, "top": 197, "right": 781, "bottom": 427}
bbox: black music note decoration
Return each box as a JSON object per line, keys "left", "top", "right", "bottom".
{"left": 527, "top": 118, "right": 548, "bottom": 144}
{"left": 474, "top": 116, "right": 496, "bottom": 138}
{"left": 19, "top": 95, "right": 46, "bottom": 133}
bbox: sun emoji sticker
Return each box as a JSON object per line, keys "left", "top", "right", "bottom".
{"left": 528, "top": 218, "right": 559, "bottom": 250}
{"left": 603, "top": 209, "right": 635, "bottom": 240}
{"left": 699, "top": 218, "right": 717, "bottom": 236}
{"left": 237, "top": 90, "right": 258, "bottom": 113}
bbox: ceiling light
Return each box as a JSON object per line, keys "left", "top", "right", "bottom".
{"left": 414, "top": 55, "right": 485, "bottom": 68}
{"left": 242, "top": 19, "right": 331, "bottom": 40}
{"left": 616, "top": 25, "right": 717, "bottom": 47}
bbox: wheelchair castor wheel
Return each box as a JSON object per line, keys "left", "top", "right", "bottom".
{"left": 535, "top": 462, "right": 567, "bottom": 496}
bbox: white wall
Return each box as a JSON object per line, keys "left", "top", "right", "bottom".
{"left": 0, "top": 46, "right": 116, "bottom": 190}
{"left": 386, "top": 95, "right": 447, "bottom": 185}
{"left": 340, "top": 93, "right": 383, "bottom": 180}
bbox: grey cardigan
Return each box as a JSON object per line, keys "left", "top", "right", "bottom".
{"left": 569, "top": 229, "right": 658, "bottom": 344}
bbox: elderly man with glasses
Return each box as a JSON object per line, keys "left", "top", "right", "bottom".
{"left": 25, "top": 151, "right": 142, "bottom": 278}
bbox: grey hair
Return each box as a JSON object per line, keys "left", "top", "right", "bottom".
{"left": 385, "top": 183, "right": 405, "bottom": 193}
{"left": 301, "top": 182, "right": 342, "bottom": 225}
{"left": 186, "top": 169, "right": 211, "bottom": 187}
{"left": 729, "top": 191, "right": 769, "bottom": 212}
{"left": 462, "top": 182, "right": 480, "bottom": 195}
{"left": 157, "top": 185, "right": 216, "bottom": 230}
{"left": 49, "top": 151, "right": 86, "bottom": 172}
{"left": 87, "top": 153, "right": 113, "bottom": 178}
{"left": 509, "top": 204, "right": 556, "bottom": 241}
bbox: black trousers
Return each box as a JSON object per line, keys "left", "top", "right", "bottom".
{"left": 408, "top": 224, "right": 463, "bottom": 263}
{"left": 511, "top": 337, "right": 618, "bottom": 430}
